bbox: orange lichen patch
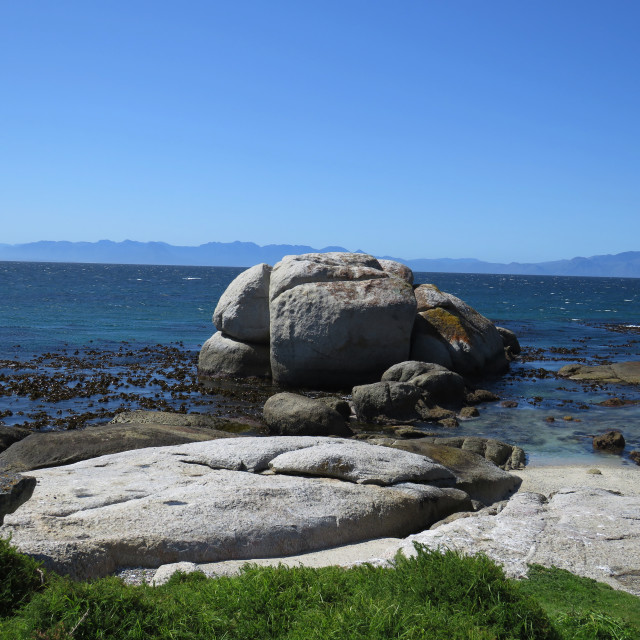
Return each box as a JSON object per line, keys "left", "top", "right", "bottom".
{"left": 422, "top": 308, "right": 470, "bottom": 344}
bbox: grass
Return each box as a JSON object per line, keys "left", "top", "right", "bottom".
{"left": 0, "top": 540, "right": 639, "bottom": 639}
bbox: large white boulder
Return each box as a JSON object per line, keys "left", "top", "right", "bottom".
{"left": 269, "top": 253, "right": 417, "bottom": 387}
{"left": 411, "top": 284, "right": 507, "bottom": 375}
{"left": 213, "top": 263, "right": 271, "bottom": 344}
{"left": 0, "top": 437, "right": 470, "bottom": 580}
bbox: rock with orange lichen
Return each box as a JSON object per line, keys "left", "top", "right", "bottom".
{"left": 410, "top": 284, "right": 508, "bottom": 375}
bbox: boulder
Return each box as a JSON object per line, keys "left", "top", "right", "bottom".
{"left": 465, "top": 389, "right": 500, "bottom": 405}
{"left": 268, "top": 440, "right": 455, "bottom": 486}
{"left": 0, "top": 426, "right": 31, "bottom": 454}
{"left": 198, "top": 331, "right": 271, "bottom": 379}
{"left": 352, "top": 381, "right": 424, "bottom": 424}
{"left": 410, "top": 436, "right": 526, "bottom": 470}
{"left": 269, "top": 253, "right": 417, "bottom": 387}
{"left": 381, "top": 361, "right": 451, "bottom": 383}
{"left": 377, "top": 259, "right": 414, "bottom": 285}
{"left": 1, "top": 437, "right": 471, "bottom": 580}
{"left": 411, "top": 284, "right": 508, "bottom": 375}
{"left": 496, "top": 326, "right": 521, "bottom": 356}
{"left": 0, "top": 422, "right": 238, "bottom": 474}
{"left": 410, "top": 370, "right": 465, "bottom": 409}
{"left": 593, "top": 430, "right": 625, "bottom": 452}
{"left": 372, "top": 438, "right": 521, "bottom": 505}
{"left": 213, "top": 263, "right": 271, "bottom": 343}
{"left": 316, "top": 396, "right": 352, "bottom": 420}
{"left": 0, "top": 471, "right": 36, "bottom": 524}
{"left": 263, "top": 392, "right": 352, "bottom": 437}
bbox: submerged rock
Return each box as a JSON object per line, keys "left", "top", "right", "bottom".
{"left": 592, "top": 430, "right": 625, "bottom": 452}
{"left": 559, "top": 361, "right": 640, "bottom": 385}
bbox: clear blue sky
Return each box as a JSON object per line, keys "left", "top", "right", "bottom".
{"left": 1, "top": 1, "right": 639, "bottom": 263}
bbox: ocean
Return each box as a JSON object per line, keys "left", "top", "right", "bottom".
{"left": 1, "top": 261, "right": 639, "bottom": 465}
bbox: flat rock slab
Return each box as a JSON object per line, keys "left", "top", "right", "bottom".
{"left": 1, "top": 437, "right": 470, "bottom": 580}
{"left": 109, "top": 411, "right": 259, "bottom": 433}
{"left": 375, "top": 488, "right": 640, "bottom": 597}
{"left": 559, "top": 361, "right": 640, "bottom": 385}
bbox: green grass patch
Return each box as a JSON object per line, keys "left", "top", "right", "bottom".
{"left": 1, "top": 541, "right": 639, "bottom": 639}
{"left": 520, "top": 565, "right": 640, "bottom": 639}
{"left": 0, "top": 536, "right": 45, "bottom": 618}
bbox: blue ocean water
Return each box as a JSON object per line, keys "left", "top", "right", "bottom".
{"left": 1, "top": 261, "right": 640, "bottom": 465}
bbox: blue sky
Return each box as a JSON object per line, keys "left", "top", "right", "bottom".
{"left": 1, "top": 1, "right": 639, "bottom": 263}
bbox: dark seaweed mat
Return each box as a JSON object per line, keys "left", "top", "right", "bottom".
{"left": 0, "top": 342, "right": 278, "bottom": 432}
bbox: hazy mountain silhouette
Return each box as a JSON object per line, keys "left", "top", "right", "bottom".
{"left": 1, "top": 240, "right": 639, "bottom": 278}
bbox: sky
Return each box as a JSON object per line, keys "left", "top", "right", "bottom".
{"left": 1, "top": 1, "right": 639, "bottom": 263}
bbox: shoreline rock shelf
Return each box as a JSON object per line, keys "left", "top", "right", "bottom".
{"left": 198, "top": 252, "right": 512, "bottom": 387}
{"left": 1, "top": 436, "right": 502, "bottom": 580}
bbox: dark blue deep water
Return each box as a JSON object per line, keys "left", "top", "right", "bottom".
{"left": 1, "top": 261, "right": 640, "bottom": 465}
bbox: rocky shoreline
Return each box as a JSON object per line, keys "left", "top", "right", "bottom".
{"left": 1, "top": 253, "right": 639, "bottom": 596}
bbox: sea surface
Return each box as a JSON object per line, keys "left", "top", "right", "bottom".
{"left": 1, "top": 261, "right": 640, "bottom": 466}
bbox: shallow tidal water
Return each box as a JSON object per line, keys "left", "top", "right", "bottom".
{"left": 1, "top": 261, "right": 640, "bottom": 466}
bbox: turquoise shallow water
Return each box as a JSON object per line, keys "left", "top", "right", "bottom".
{"left": 1, "top": 261, "right": 639, "bottom": 465}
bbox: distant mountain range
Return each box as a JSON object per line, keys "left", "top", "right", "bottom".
{"left": 1, "top": 240, "right": 639, "bottom": 278}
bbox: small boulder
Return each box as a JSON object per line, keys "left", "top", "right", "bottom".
{"left": 316, "top": 397, "right": 352, "bottom": 420}
{"left": 198, "top": 331, "right": 271, "bottom": 379}
{"left": 0, "top": 471, "right": 36, "bottom": 524}
{"left": 496, "top": 327, "right": 521, "bottom": 356}
{"left": 263, "top": 392, "right": 352, "bottom": 437}
{"left": 411, "top": 370, "right": 465, "bottom": 409}
{"left": 593, "top": 430, "right": 625, "bottom": 452}
{"left": 381, "top": 361, "right": 451, "bottom": 383}
{"left": 630, "top": 450, "right": 640, "bottom": 465}
{"left": 380, "top": 361, "right": 465, "bottom": 410}
{"left": 466, "top": 389, "right": 500, "bottom": 405}
{"left": 352, "top": 381, "right": 423, "bottom": 424}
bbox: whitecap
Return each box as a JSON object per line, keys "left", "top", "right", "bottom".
{"left": 183, "top": 277, "right": 202, "bottom": 280}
